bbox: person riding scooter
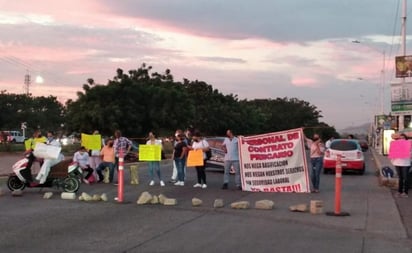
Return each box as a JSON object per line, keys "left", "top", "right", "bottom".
{"left": 32, "top": 131, "right": 64, "bottom": 186}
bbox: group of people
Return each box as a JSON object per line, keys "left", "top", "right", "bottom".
{"left": 166, "top": 128, "right": 241, "bottom": 190}
{"left": 24, "top": 127, "right": 243, "bottom": 190}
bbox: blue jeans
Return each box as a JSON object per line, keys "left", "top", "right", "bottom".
{"left": 174, "top": 157, "right": 185, "bottom": 182}
{"left": 148, "top": 161, "right": 161, "bottom": 181}
{"left": 224, "top": 160, "right": 241, "bottom": 186}
{"left": 96, "top": 161, "right": 115, "bottom": 182}
{"left": 310, "top": 157, "right": 323, "bottom": 190}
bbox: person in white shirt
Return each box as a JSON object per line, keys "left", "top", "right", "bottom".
{"left": 190, "top": 131, "right": 210, "bottom": 189}
{"left": 389, "top": 133, "right": 411, "bottom": 197}
{"left": 34, "top": 131, "right": 64, "bottom": 185}
{"left": 221, "top": 129, "right": 241, "bottom": 190}
{"left": 73, "top": 146, "right": 94, "bottom": 184}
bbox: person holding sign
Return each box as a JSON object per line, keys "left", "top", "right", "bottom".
{"left": 88, "top": 130, "right": 103, "bottom": 174}
{"left": 189, "top": 131, "right": 210, "bottom": 189}
{"left": 34, "top": 131, "right": 64, "bottom": 185}
{"left": 305, "top": 133, "right": 325, "bottom": 193}
{"left": 222, "top": 129, "right": 241, "bottom": 190}
{"left": 146, "top": 131, "right": 165, "bottom": 187}
{"left": 174, "top": 134, "right": 188, "bottom": 186}
{"left": 389, "top": 133, "right": 411, "bottom": 198}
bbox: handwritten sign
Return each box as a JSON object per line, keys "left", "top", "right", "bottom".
{"left": 81, "top": 134, "right": 102, "bottom": 150}
{"left": 139, "top": 144, "right": 161, "bottom": 161}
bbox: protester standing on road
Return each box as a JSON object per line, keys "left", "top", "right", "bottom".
{"left": 113, "top": 130, "right": 132, "bottom": 184}
{"left": 170, "top": 129, "right": 188, "bottom": 183}
{"left": 305, "top": 133, "right": 325, "bottom": 193}
{"left": 96, "top": 138, "right": 115, "bottom": 183}
{"left": 146, "top": 131, "right": 165, "bottom": 186}
{"left": 190, "top": 131, "right": 210, "bottom": 189}
{"left": 389, "top": 133, "right": 411, "bottom": 198}
{"left": 88, "top": 130, "right": 103, "bottom": 177}
{"left": 173, "top": 133, "right": 188, "bottom": 186}
{"left": 221, "top": 129, "right": 241, "bottom": 190}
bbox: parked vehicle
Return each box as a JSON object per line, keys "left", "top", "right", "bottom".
{"left": 1, "top": 130, "right": 25, "bottom": 143}
{"left": 323, "top": 139, "right": 365, "bottom": 175}
{"left": 358, "top": 140, "right": 369, "bottom": 152}
{"left": 7, "top": 152, "right": 82, "bottom": 192}
{"left": 204, "top": 137, "right": 235, "bottom": 173}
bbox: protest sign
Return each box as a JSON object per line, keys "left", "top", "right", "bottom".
{"left": 388, "top": 139, "right": 412, "bottom": 159}
{"left": 33, "top": 142, "right": 61, "bottom": 160}
{"left": 81, "top": 133, "right": 102, "bottom": 150}
{"left": 239, "top": 128, "right": 310, "bottom": 193}
{"left": 187, "top": 149, "right": 204, "bottom": 167}
{"left": 139, "top": 144, "right": 161, "bottom": 161}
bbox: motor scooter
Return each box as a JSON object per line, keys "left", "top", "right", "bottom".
{"left": 7, "top": 152, "right": 82, "bottom": 193}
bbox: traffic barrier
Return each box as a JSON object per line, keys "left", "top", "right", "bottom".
{"left": 129, "top": 165, "right": 139, "bottom": 184}
{"left": 117, "top": 151, "right": 124, "bottom": 203}
{"left": 326, "top": 154, "right": 350, "bottom": 216}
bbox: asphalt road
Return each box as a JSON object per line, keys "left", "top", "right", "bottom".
{"left": 0, "top": 153, "right": 411, "bottom": 253}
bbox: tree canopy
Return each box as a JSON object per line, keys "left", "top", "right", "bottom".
{"left": 64, "top": 64, "right": 338, "bottom": 138}
{"left": 0, "top": 64, "right": 339, "bottom": 139}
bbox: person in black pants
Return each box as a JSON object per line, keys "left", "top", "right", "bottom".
{"left": 190, "top": 131, "right": 210, "bottom": 189}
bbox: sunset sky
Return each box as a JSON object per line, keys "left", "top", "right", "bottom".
{"left": 0, "top": 0, "right": 410, "bottom": 130}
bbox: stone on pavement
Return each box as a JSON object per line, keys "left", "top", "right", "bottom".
{"left": 11, "top": 190, "right": 23, "bottom": 197}
{"left": 100, "top": 193, "right": 108, "bottom": 202}
{"left": 92, "top": 194, "right": 101, "bottom": 201}
{"left": 289, "top": 203, "right": 308, "bottom": 212}
{"left": 231, "top": 201, "right": 250, "bottom": 209}
{"left": 61, "top": 192, "right": 76, "bottom": 200}
{"left": 81, "top": 192, "right": 93, "bottom": 201}
{"left": 158, "top": 194, "right": 167, "bottom": 204}
{"left": 310, "top": 200, "right": 324, "bottom": 214}
{"left": 137, "top": 191, "right": 153, "bottom": 205}
{"left": 163, "top": 198, "right": 177, "bottom": 206}
{"left": 43, "top": 192, "right": 53, "bottom": 199}
{"left": 192, "top": 198, "right": 202, "bottom": 206}
{"left": 213, "top": 199, "right": 224, "bottom": 208}
{"left": 255, "top": 200, "right": 274, "bottom": 210}
{"left": 151, "top": 195, "right": 159, "bottom": 204}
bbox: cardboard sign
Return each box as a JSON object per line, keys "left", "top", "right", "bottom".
{"left": 81, "top": 133, "right": 102, "bottom": 150}
{"left": 388, "top": 139, "right": 411, "bottom": 159}
{"left": 33, "top": 142, "right": 61, "bottom": 160}
{"left": 139, "top": 144, "right": 161, "bottom": 161}
{"left": 187, "top": 149, "right": 204, "bottom": 167}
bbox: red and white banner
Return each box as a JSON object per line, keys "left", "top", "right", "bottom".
{"left": 239, "top": 128, "right": 310, "bottom": 193}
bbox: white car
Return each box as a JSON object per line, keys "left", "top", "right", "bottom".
{"left": 323, "top": 139, "right": 365, "bottom": 175}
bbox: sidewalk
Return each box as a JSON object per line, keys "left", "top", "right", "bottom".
{"left": 371, "top": 148, "right": 412, "bottom": 238}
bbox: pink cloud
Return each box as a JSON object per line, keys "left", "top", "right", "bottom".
{"left": 291, "top": 77, "right": 319, "bottom": 87}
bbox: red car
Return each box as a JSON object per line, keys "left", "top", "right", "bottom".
{"left": 323, "top": 139, "right": 365, "bottom": 175}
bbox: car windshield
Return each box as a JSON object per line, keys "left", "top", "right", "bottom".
{"left": 330, "top": 141, "right": 358, "bottom": 151}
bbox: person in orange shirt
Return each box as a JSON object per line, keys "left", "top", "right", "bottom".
{"left": 95, "top": 138, "right": 115, "bottom": 183}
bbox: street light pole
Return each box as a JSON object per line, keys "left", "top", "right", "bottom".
{"left": 351, "top": 40, "right": 386, "bottom": 115}
{"left": 399, "top": 0, "right": 407, "bottom": 131}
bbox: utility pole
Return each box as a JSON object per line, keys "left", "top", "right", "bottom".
{"left": 399, "top": 0, "right": 407, "bottom": 131}
{"left": 24, "top": 70, "right": 31, "bottom": 96}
